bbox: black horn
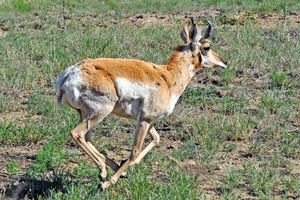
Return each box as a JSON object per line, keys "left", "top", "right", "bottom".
{"left": 204, "top": 20, "right": 214, "bottom": 40}
{"left": 189, "top": 16, "right": 202, "bottom": 42}
{"left": 189, "top": 16, "right": 196, "bottom": 25}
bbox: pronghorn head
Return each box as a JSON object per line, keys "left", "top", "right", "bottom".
{"left": 180, "top": 17, "right": 227, "bottom": 69}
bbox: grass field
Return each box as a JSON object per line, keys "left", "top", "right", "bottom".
{"left": 0, "top": 0, "right": 300, "bottom": 199}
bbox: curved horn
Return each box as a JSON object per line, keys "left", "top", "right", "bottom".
{"left": 189, "top": 16, "right": 196, "bottom": 25}
{"left": 204, "top": 20, "right": 214, "bottom": 40}
{"left": 189, "top": 16, "right": 202, "bottom": 42}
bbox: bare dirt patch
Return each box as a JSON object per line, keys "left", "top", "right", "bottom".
{"left": 121, "top": 10, "right": 300, "bottom": 29}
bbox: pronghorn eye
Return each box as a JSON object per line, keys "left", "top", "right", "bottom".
{"left": 203, "top": 46, "right": 210, "bottom": 51}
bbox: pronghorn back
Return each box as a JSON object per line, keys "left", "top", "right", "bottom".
{"left": 55, "top": 58, "right": 177, "bottom": 121}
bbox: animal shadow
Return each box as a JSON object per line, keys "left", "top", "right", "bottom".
{"left": 2, "top": 170, "right": 92, "bottom": 200}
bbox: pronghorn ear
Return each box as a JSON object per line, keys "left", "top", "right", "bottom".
{"left": 189, "top": 17, "right": 202, "bottom": 42}
{"left": 180, "top": 23, "right": 191, "bottom": 44}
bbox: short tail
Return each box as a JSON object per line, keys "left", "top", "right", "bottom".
{"left": 55, "top": 73, "right": 68, "bottom": 106}
{"left": 56, "top": 88, "right": 64, "bottom": 105}
{"left": 55, "top": 62, "right": 83, "bottom": 106}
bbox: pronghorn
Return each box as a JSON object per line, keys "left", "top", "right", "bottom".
{"left": 55, "top": 17, "right": 227, "bottom": 190}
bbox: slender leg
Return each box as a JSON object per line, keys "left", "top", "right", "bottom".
{"left": 71, "top": 105, "right": 115, "bottom": 182}
{"left": 77, "top": 107, "right": 126, "bottom": 178}
{"left": 130, "top": 126, "right": 160, "bottom": 166}
{"left": 71, "top": 119, "right": 108, "bottom": 181}
{"left": 85, "top": 129, "right": 127, "bottom": 177}
{"left": 99, "top": 114, "right": 151, "bottom": 190}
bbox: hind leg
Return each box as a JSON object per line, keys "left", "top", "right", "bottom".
{"left": 71, "top": 104, "right": 118, "bottom": 182}
{"left": 85, "top": 129, "right": 127, "bottom": 178}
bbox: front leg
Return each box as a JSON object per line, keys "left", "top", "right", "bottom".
{"left": 130, "top": 126, "right": 160, "bottom": 166}
{"left": 99, "top": 118, "right": 151, "bottom": 190}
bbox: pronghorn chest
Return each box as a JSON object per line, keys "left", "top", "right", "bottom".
{"left": 153, "top": 93, "right": 180, "bottom": 122}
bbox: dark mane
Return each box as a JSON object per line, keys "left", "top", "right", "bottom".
{"left": 175, "top": 44, "right": 190, "bottom": 52}
{"left": 167, "top": 44, "right": 191, "bottom": 67}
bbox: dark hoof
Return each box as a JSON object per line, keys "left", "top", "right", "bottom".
{"left": 121, "top": 174, "right": 129, "bottom": 179}
{"left": 98, "top": 175, "right": 106, "bottom": 182}
{"left": 119, "top": 159, "right": 129, "bottom": 178}
{"left": 120, "top": 159, "right": 127, "bottom": 167}
{"left": 98, "top": 183, "right": 103, "bottom": 192}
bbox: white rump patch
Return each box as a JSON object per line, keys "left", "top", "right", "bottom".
{"left": 55, "top": 65, "right": 84, "bottom": 108}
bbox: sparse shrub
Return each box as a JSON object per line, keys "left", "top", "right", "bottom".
{"left": 248, "top": 140, "right": 262, "bottom": 156}
{"left": 222, "top": 142, "right": 237, "bottom": 152}
{"left": 6, "top": 161, "right": 21, "bottom": 174}
{"left": 220, "top": 68, "right": 236, "bottom": 85}
{"left": 105, "top": 0, "right": 117, "bottom": 10}
{"left": 15, "top": 0, "right": 32, "bottom": 12}
{"left": 271, "top": 70, "right": 286, "bottom": 88}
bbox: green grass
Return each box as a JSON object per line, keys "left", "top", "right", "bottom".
{"left": 1, "top": 0, "right": 300, "bottom": 15}
{"left": 1, "top": 0, "right": 300, "bottom": 199}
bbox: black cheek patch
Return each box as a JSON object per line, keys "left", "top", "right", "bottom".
{"left": 199, "top": 53, "right": 202, "bottom": 63}
{"left": 221, "top": 58, "right": 228, "bottom": 65}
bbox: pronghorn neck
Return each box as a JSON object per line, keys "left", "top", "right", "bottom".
{"left": 165, "top": 45, "right": 200, "bottom": 95}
